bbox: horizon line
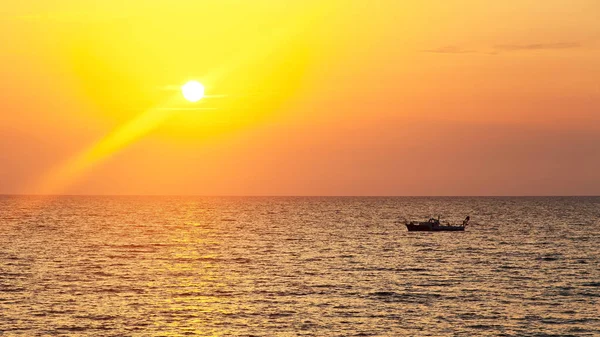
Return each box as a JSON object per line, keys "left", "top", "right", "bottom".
{"left": 1, "top": 194, "right": 599, "bottom": 198}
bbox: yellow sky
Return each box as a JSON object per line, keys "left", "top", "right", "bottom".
{"left": 1, "top": 1, "right": 599, "bottom": 195}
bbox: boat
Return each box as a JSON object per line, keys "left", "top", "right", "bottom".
{"left": 404, "top": 216, "right": 469, "bottom": 232}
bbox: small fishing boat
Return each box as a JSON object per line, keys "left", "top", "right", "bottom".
{"left": 404, "top": 216, "right": 469, "bottom": 232}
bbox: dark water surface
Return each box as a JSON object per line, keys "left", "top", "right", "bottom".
{"left": 1, "top": 196, "right": 599, "bottom": 336}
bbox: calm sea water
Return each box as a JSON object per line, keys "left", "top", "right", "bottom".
{"left": 1, "top": 196, "right": 599, "bottom": 336}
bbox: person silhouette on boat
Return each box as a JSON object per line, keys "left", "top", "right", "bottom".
{"left": 462, "top": 216, "right": 470, "bottom": 226}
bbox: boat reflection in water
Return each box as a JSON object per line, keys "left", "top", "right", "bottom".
{"left": 405, "top": 216, "right": 469, "bottom": 232}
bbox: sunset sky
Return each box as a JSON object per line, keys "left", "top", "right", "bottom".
{"left": 1, "top": 0, "right": 599, "bottom": 195}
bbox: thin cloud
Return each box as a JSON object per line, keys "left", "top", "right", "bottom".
{"left": 422, "top": 46, "right": 477, "bottom": 54}
{"left": 422, "top": 42, "right": 582, "bottom": 55}
{"left": 494, "top": 42, "right": 581, "bottom": 51}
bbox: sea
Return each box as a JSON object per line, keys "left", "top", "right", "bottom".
{"left": 1, "top": 196, "right": 599, "bottom": 336}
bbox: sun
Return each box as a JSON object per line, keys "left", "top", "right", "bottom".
{"left": 181, "top": 80, "right": 205, "bottom": 102}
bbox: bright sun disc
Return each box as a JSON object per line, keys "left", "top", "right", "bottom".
{"left": 181, "top": 80, "right": 205, "bottom": 102}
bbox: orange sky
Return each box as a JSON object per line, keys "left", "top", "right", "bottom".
{"left": 1, "top": 0, "right": 599, "bottom": 195}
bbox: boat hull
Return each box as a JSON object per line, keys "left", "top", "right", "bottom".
{"left": 405, "top": 223, "right": 465, "bottom": 232}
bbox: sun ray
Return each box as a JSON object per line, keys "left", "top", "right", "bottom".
{"left": 36, "top": 95, "right": 181, "bottom": 194}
